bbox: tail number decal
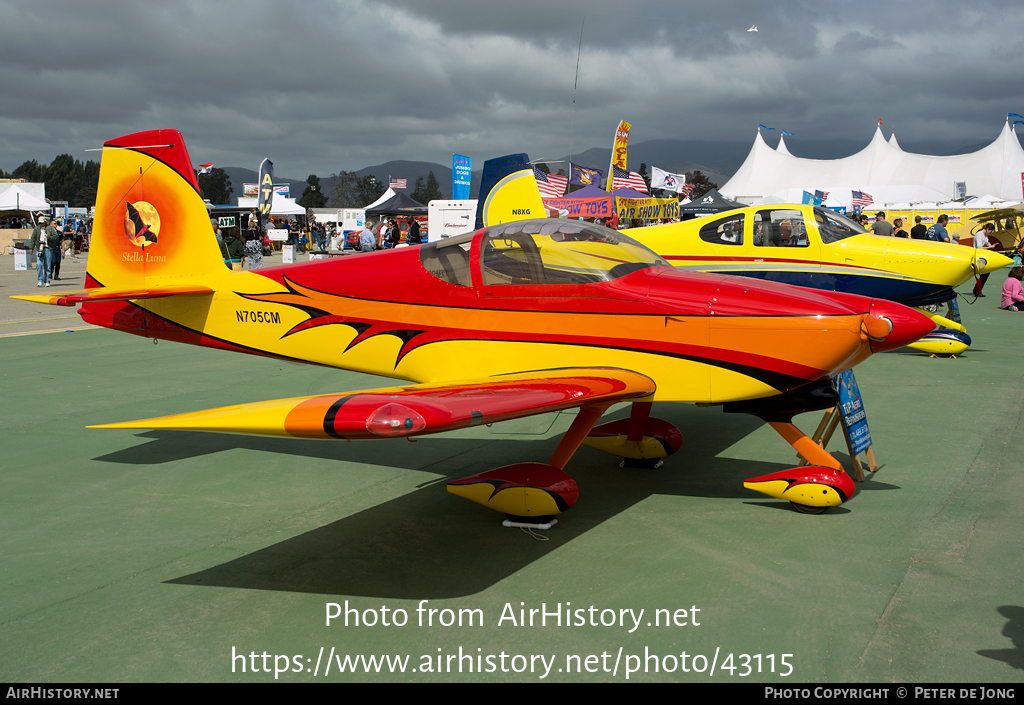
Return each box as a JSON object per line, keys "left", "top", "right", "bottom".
{"left": 237, "top": 310, "right": 282, "bottom": 324}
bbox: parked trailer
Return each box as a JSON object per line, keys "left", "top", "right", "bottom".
{"left": 428, "top": 200, "right": 478, "bottom": 240}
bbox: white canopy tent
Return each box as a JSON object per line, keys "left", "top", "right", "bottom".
{"left": 722, "top": 121, "right": 1024, "bottom": 204}
{"left": 236, "top": 196, "right": 305, "bottom": 215}
{"left": 365, "top": 188, "right": 396, "bottom": 210}
{"left": 0, "top": 184, "right": 49, "bottom": 214}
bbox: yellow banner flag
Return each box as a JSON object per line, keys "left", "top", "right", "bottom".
{"left": 608, "top": 121, "right": 631, "bottom": 184}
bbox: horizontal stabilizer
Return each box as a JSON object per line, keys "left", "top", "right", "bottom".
{"left": 11, "top": 284, "right": 214, "bottom": 307}
{"left": 90, "top": 368, "right": 656, "bottom": 439}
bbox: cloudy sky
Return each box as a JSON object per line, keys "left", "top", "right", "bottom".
{"left": 2, "top": 0, "right": 1023, "bottom": 180}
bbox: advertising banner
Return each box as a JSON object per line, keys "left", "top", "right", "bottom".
{"left": 616, "top": 196, "right": 678, "bottom": 221}
{"left": 542, "top": 195, "right": 615, "bottom": 219}
{"left": 257, "top": 159, "right": 274, "bottom": 217}
{"left": 608, "top": 120, "right": 631, "bottom": 183}
{"left": 452, "top": 154, "right": 472, "bottom": 200}
{"left": 245, "top": 183, "right": 289, "bottom": 198}
{"left": 835, "top": 370, "right": 872, "bottom": 455}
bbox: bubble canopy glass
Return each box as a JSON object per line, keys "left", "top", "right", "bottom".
{"left": 420, "top": 220, "right": 668, "bottom": 287}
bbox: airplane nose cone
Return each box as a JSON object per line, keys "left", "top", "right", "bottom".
{"left": 975, "top": 249, "right": 1014, "bottom": 275}
{"left": 866, "top": 299, "right": 936, "bottom": 353}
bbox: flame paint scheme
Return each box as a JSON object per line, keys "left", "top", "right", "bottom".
{"left": 13, "top": 131, "right": 935, "bottom": 520}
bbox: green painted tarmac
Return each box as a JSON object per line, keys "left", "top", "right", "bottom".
{"left": 1, "top": 255, "right": 1022, "bottom": 682}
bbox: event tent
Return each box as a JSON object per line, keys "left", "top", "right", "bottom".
{"left": 678, "top": 189, "right": 745, "bottom": 216}
{"left": 365, "top": 188, "right": 397, "bottom": 210}
{"left": 366, "top": 192, "right": 427, "bottom": 217}
{"left": 236, "top": 196, "right": 306, "bottom": 215}
{"left": 721, "top": 120, "right": 1024, "bottom": 203}
{"left": 0, "top": 185, "right": 49, "bottom": 215}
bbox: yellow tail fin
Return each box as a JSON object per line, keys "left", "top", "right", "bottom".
{"left": 87, "top": 130, "right": 228, "bottom": 289}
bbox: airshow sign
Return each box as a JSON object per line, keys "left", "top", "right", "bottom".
{"left": 453, "top": 155, "right": 472, "bottom": 200}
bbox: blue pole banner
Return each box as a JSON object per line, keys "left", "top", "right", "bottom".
{"left": 452, "top": 154, "right": 472, "bottom": 200}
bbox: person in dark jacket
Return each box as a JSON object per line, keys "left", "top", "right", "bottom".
{"left": 407, "top": 217, "right": 422, "bottom": 245}
{"left": 27, "top": 216, "right": 60, "bottom": 287}
{"left": 388, "top": 217, "right": 401, "bottom": 248}
{"left": 221, "top": 230, "right": 244, "bottom": 268}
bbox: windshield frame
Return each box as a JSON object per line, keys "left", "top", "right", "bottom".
{"left": 814, "top": 207, "right": 868, "bottom": 244}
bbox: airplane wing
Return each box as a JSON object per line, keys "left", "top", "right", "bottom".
{"left": 89, "top": 368, "right": 656, "bottom": 439}
{"left": 12, "top": 285, "right": 214, "bottom": 308}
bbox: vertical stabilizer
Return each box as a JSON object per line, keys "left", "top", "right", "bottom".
{"left": 474, "top": 153, "right": 547, "bottom": 229}
{"left": 87, "top": 129, "right": 227, "bottom": 289}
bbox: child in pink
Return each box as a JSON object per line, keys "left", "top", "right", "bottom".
{"left": 1001, "top": 266, "right": 1024, "bottom": 311}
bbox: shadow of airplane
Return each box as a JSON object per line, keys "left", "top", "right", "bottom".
{"left": 92, "top": 404, "right": 890, "bottom": 599}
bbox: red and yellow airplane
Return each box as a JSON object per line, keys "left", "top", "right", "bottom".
{"left": 14, "top": 131, "right": 935, "bottom": 522}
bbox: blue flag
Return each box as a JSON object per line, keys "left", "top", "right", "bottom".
{"left": 758, "top": 124, "right": 774, "bottom": 131}
{"left": 1009, "top": 112, "right": 1024, "bottom": 119}
{"left": 781, "top": 130, "right": 795, "bottom": 136}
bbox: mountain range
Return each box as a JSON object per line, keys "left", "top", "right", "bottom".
{"left": 217, "top": 135, "right": 1012, "bottom": 207}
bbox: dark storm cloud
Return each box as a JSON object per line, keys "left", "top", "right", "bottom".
{"left": 1, "top": 0, "right": 1023, "bottom": 180}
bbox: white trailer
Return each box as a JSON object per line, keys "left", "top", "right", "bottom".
{"left": 428, "top": 200, "right": 478, "bottom": 240}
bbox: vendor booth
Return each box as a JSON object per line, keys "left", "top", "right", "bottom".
{"left": 677, "top": 189, "right": 745, "bottom": 217}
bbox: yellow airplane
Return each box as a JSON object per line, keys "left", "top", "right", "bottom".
{"left": 621, "top": 205, "right": 1013, "bottom": 356}
{"left": 477, "top": 159, "right": 1010, "bottom": 357}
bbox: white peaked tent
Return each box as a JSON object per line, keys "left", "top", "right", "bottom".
{"left": 0, "top": 184, "right": 49, "bottom": 213}
{"left": 236, "top": 196, "right": 306, "bottom": 215}
{"left": 721, "top": 120, "right": 1024, "bottom": 203}
{"left": 365, "top": 188, "right": 397, "bottom": 210}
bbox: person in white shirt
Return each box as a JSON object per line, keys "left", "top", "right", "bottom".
{"left": 973, "top": 222, "right": 998, "bottom": 297}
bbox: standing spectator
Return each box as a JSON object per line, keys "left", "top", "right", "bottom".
{"left": 376, "top": 218, "right": 390, "bottom": 248}
{"left": 910, "top": 215, "right": 928, "bottom": 240}
{"left": 62, "top": 220, "right": 75, "bottom": 258}
{"left": 892, "top": 218, "right": 909, "bottom": 238}
{"left": 221, "top": 229, "right": 244, "bottom": 268}
{"left": 28, "top": 216, "right": 59, "bottom": 287}
{"left": 973, "top": 222, "right": 999, "bottom": 297}
{"left": 870, "top": 211, "right": 894, "bottom": 237}
{"left": 1001, "top": 266, "right": 1024, "bottom": 311}
{"left": 388, "top": 217, "right": 401, "bottom": 248}
{"left": 928, "top": 214, "right": 951, "bottom": 243}
{"left": 407, "top": 217, "right": 422, "bottom": 245}
{"left": 50, "top": 220, "right": 65, "bottom": 280}
{"left": 74, "top": 220, "right": 86, "bottom": 258}
{"left": 359, "top": 224, "right": 376, "bottom": 251}
{"left": 244, "top": 209, "right": 264, "bottom": 270}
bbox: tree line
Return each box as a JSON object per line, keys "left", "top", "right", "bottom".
{"left": 0, "top": 155, "right": 238, "bottom": 209}
{"left": 1, "top": 156, "right": 101, "bottom": 207}
{"left": 324, "top": 170, "right": 445, "bottom": 208}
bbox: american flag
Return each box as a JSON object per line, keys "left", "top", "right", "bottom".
{"left": 197, "top": 162, "right": 213, "bottom": 175}
{"left": 851, "top": 190, "right": 873, "bottom": 207}
{"left": 610, "top": 165, "right": 649, "bottom": 193}
{"left": 814, "top": 189, "right": 829, "bottom": 202}
{"left": 533, "top": 167, "right": 568, "bottom": 198}
{"left": 390, "top": 178, "right": 407, "bottom": 189}
{"left": 678, "top": 182, "right": 695, "bottom": 198}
